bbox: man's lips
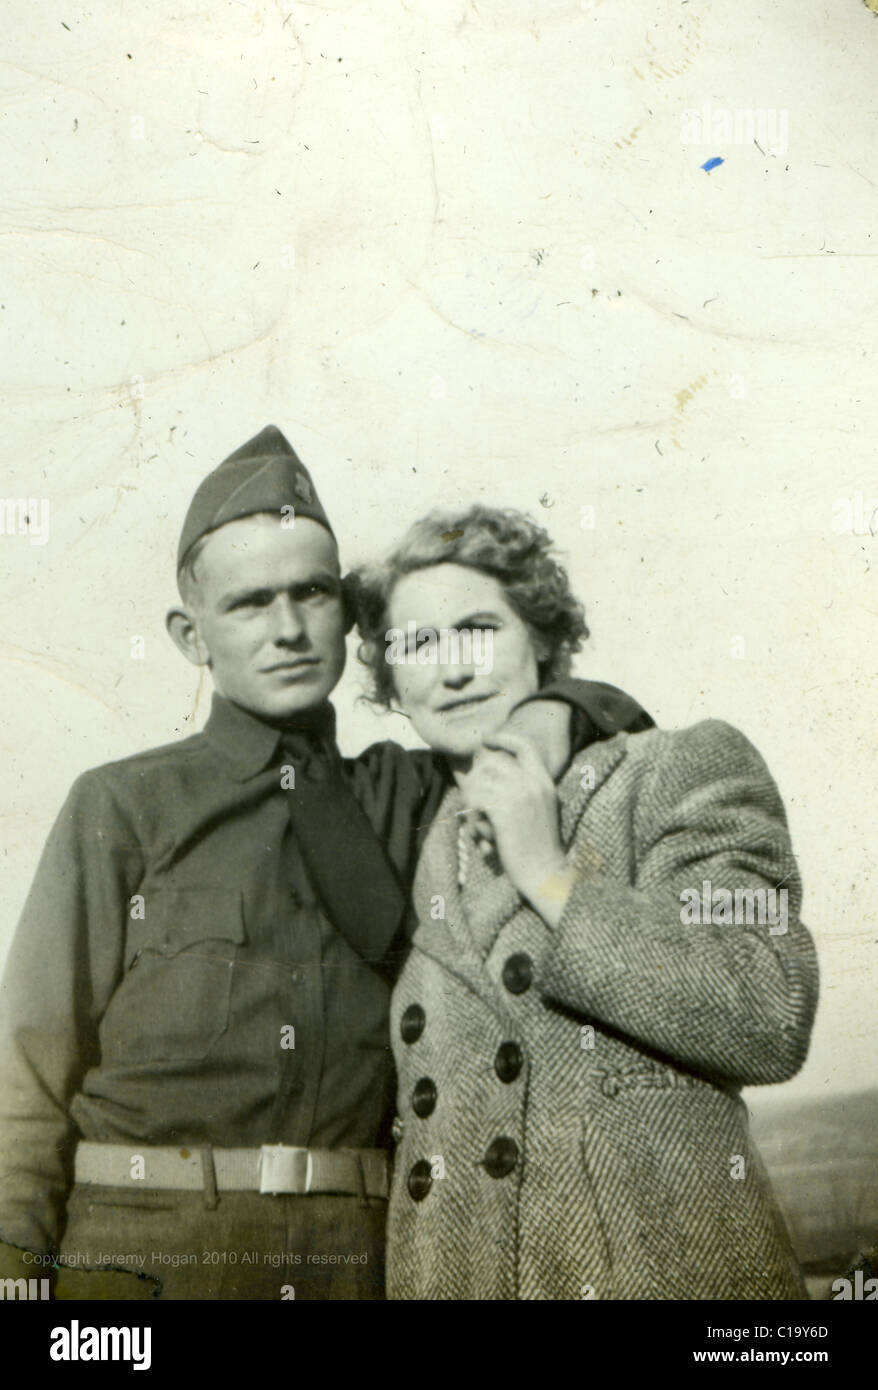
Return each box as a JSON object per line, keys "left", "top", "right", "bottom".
{"left": 437, "top": 692, "right": 497, "bottom": 714}
{"left": 261, "top": 659, "right": 320, "bottom": 673}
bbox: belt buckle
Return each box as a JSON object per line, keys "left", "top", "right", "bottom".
{"left": 259, "top": 1145, "right": 313, "bottom": 1195}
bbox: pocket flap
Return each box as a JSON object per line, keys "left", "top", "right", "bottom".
{"left": 125, "top": 887, "right": 246, "bottom": 967}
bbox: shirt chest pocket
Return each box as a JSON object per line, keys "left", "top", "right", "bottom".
{"left": 100, "top": 889, "right": 247, "bottom": 1066}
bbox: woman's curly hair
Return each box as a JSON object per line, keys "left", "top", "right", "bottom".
{"left": 347, "top": 504, "right": 589, "bottom": 709}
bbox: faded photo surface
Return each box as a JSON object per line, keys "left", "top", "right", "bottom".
{"left": 1, "top": 0, "right": 876, "bottom": 1310}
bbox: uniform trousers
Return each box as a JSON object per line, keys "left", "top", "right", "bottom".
{"left": 54, "top": 1184, "right": 386, "bottom": 1300}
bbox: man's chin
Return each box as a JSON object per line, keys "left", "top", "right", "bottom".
{"left": 268, "top": 696, "right": 328, "bottom": 720}
{"left": 225, "top": 677, "right": 338, "bottom": 722}
{"left": 267, "top": 683, "right": 337, "bottom": 717}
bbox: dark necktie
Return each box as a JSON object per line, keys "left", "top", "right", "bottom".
{"left": 279, "top": 727, "right": 408, "bottom": 974}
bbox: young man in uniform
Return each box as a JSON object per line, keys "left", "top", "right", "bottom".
{"left": 0, "top": 426, "right": 651, "bottom": 1299}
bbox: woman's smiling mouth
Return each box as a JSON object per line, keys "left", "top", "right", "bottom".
{"left": 438, "top": 692, "right": 498, "bottom": 714}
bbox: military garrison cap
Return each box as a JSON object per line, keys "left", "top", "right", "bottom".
{"left": 177, "top": 425, "right": 334, "bottom": 571}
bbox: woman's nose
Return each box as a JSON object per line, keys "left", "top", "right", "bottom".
{"left": 441, "top": 667, "right": 474, "bottom": 690}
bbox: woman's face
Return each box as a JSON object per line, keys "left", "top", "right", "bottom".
{"left": 385, "top": 562, "right": 544, "bottom": 761}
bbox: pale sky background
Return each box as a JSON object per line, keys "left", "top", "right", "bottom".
{"left": 1, "top": 0, "right": 876, "bottom": 1117}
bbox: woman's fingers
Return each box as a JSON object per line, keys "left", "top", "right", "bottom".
{"left": 480, "top": 729, "right": 534, "bottom": 759}
{"left": 459, "top": 741, "right": 565, "bottom": 900}
{"left": 480, "top": 730, "right": 551, "bottom": 780}
{"left": 459, "top": 758, "right": 515, "bottom": 809}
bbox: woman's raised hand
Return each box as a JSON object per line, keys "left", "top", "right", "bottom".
{"left": 458, "top": 732, "right": 570, "bottom": 914}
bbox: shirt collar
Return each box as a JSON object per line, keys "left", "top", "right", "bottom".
{"left": 205, "top": 692, "right": 338, "bottom": 781}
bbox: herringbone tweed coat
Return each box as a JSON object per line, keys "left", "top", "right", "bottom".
{"left": 387, "top": 720, "right": 819, "bottom": 1300}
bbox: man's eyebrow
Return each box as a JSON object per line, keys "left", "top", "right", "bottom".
{"left": 218, "top": 572, "right": 340, "bottom": 609}
{"left": 219, "top": 585, "right": 273, "bottom": 608}
{"left": 291, "top": 570, "right": 342, "bottom": 594}
{"left": 302, "top": 569, "right": 341, "bottom": 588}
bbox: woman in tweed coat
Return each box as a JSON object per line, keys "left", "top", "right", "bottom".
{"left": 354, "top": 505, "right": 818, "bottom": 1301}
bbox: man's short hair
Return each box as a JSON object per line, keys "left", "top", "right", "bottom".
{"left": 177, "top": 532, "right": 211, "bottom": 605}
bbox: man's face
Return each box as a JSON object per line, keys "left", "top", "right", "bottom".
{"left": 386, "top": 562, "right": 542, "bottom": 761}
{"left": 185, "top": 514, "right": 347, "bottom": 721}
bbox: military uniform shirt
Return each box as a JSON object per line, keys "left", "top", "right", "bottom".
{"left": 0, "top": 694, "right": 448, "bottom": 1254}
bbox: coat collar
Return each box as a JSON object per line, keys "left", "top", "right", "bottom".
{"left": 410, "top": 732, "right": 630, "bottom": 1014}
{"left": 204, "top": 692, "right": 338, "bottom": 781}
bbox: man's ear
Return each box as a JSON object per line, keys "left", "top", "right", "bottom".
{"left": 166, "top": 605, "right": 211, "bottom": 667}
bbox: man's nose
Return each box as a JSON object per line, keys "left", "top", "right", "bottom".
{"left": 270, "top": 594, "right": 307, "bottom": 644}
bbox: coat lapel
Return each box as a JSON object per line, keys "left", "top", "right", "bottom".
{"left": 410, "top": 734, "right": 630, "bottom": 1003}
{"left": 410, "top": 786, "right": 504, "bottom": 1013}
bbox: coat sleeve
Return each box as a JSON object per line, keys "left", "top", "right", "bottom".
{"left": 0, "top": 771, "right": 143, "bottom": 1254}
{"left": 518, "top": 676, "right": 655, "bottom": 743}
{"left": 348, "top": 741, "right": 451, "bottom": 889}
{"left": 538, "top": 720, "right": 819, "bottom": 1087}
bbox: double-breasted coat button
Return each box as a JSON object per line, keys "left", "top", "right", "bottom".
{"left": 400, "top": 1003, "right": 426, "bottom": 1044}
{"left": 501, "top": 952, "right": 533, "bottom": 995}
{"left": 412, "top": 1077, "right": 438, "bottom": 1118}
{"left": 483, "top": 1137, "right": 518, "bottom": 1178}
{"left": 407, "top": 1159, "right": 433, "bottom": 1201}
{"left": 494, "top": 1041, "right": 523, "bottom": 1083}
